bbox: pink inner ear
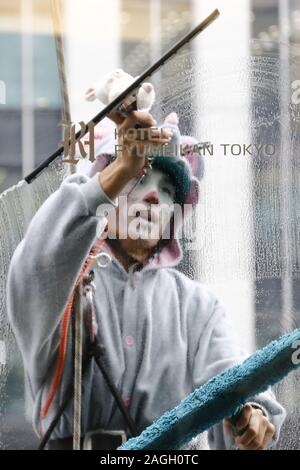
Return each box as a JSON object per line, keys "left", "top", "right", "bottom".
{"left": 164, "top": 112, "right": 179, "bottom": 125}
{"left": 142, "top": 83, "right": 152, "bottom": 93}
{"left": 85, "top": 87, "right": 94, "bottom": 97}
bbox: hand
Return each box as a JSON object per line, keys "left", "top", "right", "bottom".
{"left": 223, "top": 404, "right": 276, "bottom": 450}
{"left": 108, "top": 108, "right": 173, "bottom": 179}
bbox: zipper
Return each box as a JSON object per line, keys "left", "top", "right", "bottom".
{"left": 128, "top": 262, "right": 140, "bottom": 289}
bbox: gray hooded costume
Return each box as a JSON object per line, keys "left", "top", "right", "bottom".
{"left": 6, "top": 113, "right": 286, "bottom": 449}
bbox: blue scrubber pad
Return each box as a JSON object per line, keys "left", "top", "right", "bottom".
{"left": 119, "top": 328, "right": 300, "bottom": 450}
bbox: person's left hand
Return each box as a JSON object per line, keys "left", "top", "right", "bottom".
{"left": 223, "top": 404, "right": 276, "bottom": 450}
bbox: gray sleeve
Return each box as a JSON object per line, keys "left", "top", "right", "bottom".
{"left": 192, "top": 297, "right": 286, "bottom": 450}
{"left": 6, "top": 171, "right": 117, "bottom": 393}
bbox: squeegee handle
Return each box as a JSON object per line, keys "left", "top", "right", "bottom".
{"left": 228, "top": 404, "right": 247, "bottom": 436}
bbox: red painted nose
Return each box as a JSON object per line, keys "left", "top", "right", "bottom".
{"left": 143, "top": 191, "right": 159, "bottom": 204}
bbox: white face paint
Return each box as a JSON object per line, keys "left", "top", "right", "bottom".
{"left": 108, "top": 168, "right": 176, "bottom": 245}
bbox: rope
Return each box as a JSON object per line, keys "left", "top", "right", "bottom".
{"left": 51, "top": 0, "right": 76, "bottom": 175}
{"left": 73, "top": 283, "right": 83, "bottom": 450}
{"left": 49, "top": 1, "right": 82, "bottom": 449}
{"left": 40, "top": 237, "right": 104, "bottom": 420}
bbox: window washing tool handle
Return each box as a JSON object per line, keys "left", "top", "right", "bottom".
{"left": 228, "top": 404, "right": 248, "bottom": 436}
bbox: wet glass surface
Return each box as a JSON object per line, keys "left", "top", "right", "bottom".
{"left": 0, "top": 0, "right": 299, "bottom": 450}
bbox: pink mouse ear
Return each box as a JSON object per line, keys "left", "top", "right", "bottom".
{"left": 85, "top": 87, "right": 96, "bottom": 102}
{"left": 164, "top": 112, "right": 179, "bottom": 126}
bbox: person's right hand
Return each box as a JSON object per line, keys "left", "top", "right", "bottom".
{"left": 107, "top": 108, "right": 173, "bottom": 179}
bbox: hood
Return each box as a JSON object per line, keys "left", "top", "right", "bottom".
{"left": 77, "top": 112, "right": 204, "bottom": 271}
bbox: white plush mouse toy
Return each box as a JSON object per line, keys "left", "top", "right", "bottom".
{"left": 76, "top": 69, "right": 155, "bottom": 174}
{"left": 85, "top": 68, "right": 155, "bottom": 111}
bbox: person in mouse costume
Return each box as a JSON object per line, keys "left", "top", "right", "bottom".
{"left": 7, "top": 69, "right": 286, "bottom": 450}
